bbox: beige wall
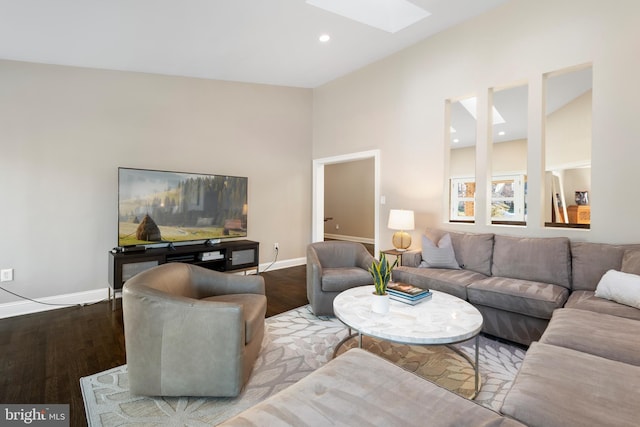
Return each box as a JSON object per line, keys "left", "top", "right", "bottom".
{"left": 450, "top": 146, "right": 476, "bottom": 178}
{"left": 0, "top": 60, "right": 312, "bottom": 305}
{"left": 546, "top": 90, "right": 592, "bottom": 170}
{"left": 451, "top": 138, "right": 527, "bottom": 177}
{"left": 4, "top": 0, "right": 640, "bottom": 309}
{"left": 313, "top": 0, "right": 640, "bottom": 246}
{"left": 324, "top": 158, "right": 375, "bottom": 241}
{"left": 493, "top": 139, "right": 527, "bottom": 176}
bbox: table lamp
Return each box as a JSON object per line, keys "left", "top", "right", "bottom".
{"left": 388, "top": 209, "right": 414, "bottom": 251}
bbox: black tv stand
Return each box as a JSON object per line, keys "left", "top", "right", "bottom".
{"left": 108, "top": 240, "right": 260, "bottom": 309}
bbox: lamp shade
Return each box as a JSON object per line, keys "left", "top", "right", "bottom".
{"left": 388, "top": 209, "right": 415, "bottom": 231}
{"left": 388, "top": 209, "right": 414, "bottom": 251}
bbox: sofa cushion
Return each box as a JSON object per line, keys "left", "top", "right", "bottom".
{"left": 392, "top": 266, "right": 486, "bottom": 300}
{"left": 564, "top": 290, "right": 640, "bottom": 320}
{"left": 321, "top": 267, "right": 373, "bottom": 292}
{"left": 467, "top": 277, "right": 569, "bottom": 319}
{"left": 492, "top": 235, "right": 571, "bottom": 289}
{"left": 501, "top": 342, "right": 640, "bottom": 427}
{"left": 622, "top": 249, "right": 640, "bottom": 275}
{"left": 400, "top": 249, "right": 423, "bottom": 268}
{"left": 420, "top": 233, "right": 460, "bottom": 269}
{"left": 425, "top": 229, "right": 494, "bottom": 276}
{"left": 570, "top": 242, "right": 640, "bottom": 291}
{"left": 571, "top": 242, "right": 624, "bottom": 291}
{"left": 540, "top": 308, "right": 640, "bottom": 366}
{"left": 220, "top": 348, "right": 526, "bottom": 427}
{"left": 594, "top": 269, "right": 640, "bottom": 309}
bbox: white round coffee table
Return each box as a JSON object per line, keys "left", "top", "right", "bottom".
{"left": 333, "top": 285, "right": 484, "bottom": 396}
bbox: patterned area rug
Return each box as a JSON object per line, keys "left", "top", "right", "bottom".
{"left": 336, "top": 335, "right": 480, "bottom": 399}
{"left": 81, "top": 305, "right": 525, "bottom": 426}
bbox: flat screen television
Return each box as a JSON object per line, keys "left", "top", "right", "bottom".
{"left": 118, "top": 167, "right": 248, "bottom": 247}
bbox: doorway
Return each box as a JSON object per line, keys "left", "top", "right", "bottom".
{"left": 312, "top": 150, "right": 380, "bottom": 255}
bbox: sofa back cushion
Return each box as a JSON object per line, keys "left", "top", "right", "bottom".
{"left": 622, "top": 249, "right": 640, "bottom": 275}
{"left": 425, "top": 229, "right": 494, "bottom": 276}
{"left": 571, "top": 242, "right": 640, "bottom": 291}
{"left": 492, "top": 235, "right": 571, "bottom": 288}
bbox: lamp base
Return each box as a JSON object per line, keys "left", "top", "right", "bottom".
{"left": 392, "top": 231, "right": 411, "bottom": 251}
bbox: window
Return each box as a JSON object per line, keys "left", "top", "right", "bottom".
{"left": 450, "top": 175, "right": 526, "bottom": 223}
{"left": 491, "top": 175, "right": 526, "bottom": 222}
{"left": 450, "top": 178, "right": 475, "bottom": 222}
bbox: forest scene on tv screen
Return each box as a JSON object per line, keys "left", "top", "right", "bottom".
{"left": 118, "top": 168, "right": 248, "bottom": 247}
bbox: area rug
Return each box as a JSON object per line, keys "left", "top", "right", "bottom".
{"left": 81, "top": 305, "right": 525, "bottom": 426}
{"left": 335, "top": 335, "right": 480, "bottom": 399}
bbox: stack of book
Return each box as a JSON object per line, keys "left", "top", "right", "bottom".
{"left": 387, "top": 282, "right": 432, "bottom": 305}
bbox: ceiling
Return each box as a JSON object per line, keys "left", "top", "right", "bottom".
{"left": 0, "top": 0, "right": 509, "bottom": 88}
{"left": 451, "top": 67, "right": 593, "bottom": 148}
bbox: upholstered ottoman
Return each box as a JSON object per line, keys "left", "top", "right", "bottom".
{"left": 219, "top": 348, "right": 525, "bottom": 427}
{"left": 540, "top": 308, "right": 640, "bottom": 366}
{"left": 501, "top": 342, "right": 640, "bottom": 427}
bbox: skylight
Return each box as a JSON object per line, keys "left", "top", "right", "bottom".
{"left": 460, "top": 97, "right": 506, "bottom": 125}
{"left": 306, "top": 0, "right": 431, "bottom": 33}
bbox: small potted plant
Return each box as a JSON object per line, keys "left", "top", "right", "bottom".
{"left": 368, "top": 252, "right": 398, "bottom": 314}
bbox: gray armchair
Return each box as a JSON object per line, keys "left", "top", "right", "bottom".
{"left": 307, "top": 241, "right": 375, "bottom": 316}
{"left": 122, "top": 262, "right": 266, "bottom": 397}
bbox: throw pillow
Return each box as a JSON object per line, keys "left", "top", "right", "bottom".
{"left": 420, "top": 233, "right": 460, "bottom": 270}
{"left": 594, "top": 269, "right": 640, "bottom": 309}
{"left": 621, "top": 249, "right": 640, "bottom": 276}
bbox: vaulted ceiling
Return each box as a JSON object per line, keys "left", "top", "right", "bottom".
{"left": 0, "top": 0, "right": 509, "bottom": 88}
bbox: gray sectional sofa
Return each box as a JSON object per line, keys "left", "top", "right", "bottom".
{"left": 219, "top": 229, "right": 640, "bottom": 426}
{"left": 501, "top": 307, "right": 640, "bottom": 427}
{"left": 393, "top": 229, "right": 640, "bottom": 426}
{"left": 393, "top": 229, "right": 575, "bottom": 346}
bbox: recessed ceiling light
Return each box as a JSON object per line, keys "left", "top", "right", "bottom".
{"left": 453, "top": 138, "right": 460, "bottom": 143}
{"left": 319, "top": 34, "right": 331, "bottom": 43}
{"left": 498, "top": 131, "right": 506, "bottom": 136}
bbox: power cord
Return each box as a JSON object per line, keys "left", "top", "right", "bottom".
{"left": 260, "top": 247, "right": 279, "bottom": 273}
{"left": 0, "top": 285, "right": 108, "bottom": 307}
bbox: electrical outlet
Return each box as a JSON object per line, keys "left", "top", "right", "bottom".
{"left": 274, "top": 243, "right": 279, "bottom": 251}
{"left": 0, "top": 268, "right": 14, "bottom": 282}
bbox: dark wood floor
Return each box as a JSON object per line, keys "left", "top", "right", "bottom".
{"left": 0, "top": 265, "right": 308, "bottom": 427}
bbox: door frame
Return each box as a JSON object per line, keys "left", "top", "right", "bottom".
{"left": 312, "top": 149, "right": 380, "bottom": 255}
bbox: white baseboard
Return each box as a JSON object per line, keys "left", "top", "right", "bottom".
{"left": 259, "top": 256, "right": 305, "bottom": 272}
{"left": 232, "top": 257, "right": 306, "bottom": 275}
{"left": 324, "top": 234, "right": 375, "bottom": 245}
{"left": 0, "top": 257, "right": 307, "bottom": 319}
{"left": 0, "top": 288, "right": 109, "bottom": 319}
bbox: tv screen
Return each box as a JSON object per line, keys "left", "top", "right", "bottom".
{"left": 118, "top": 167, "right": 248, "bottom": 247}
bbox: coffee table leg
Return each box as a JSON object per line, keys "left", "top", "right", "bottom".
{"left": 446, "top": 335, "right": 481, "bottom": 399}
{"left": 332, "top": 328, "right": 359, "bottom": 359}
{"left": 474, "top": 335, "right": 480, "bottom": 395}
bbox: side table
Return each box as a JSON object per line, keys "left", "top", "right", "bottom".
{"left": 381, "top": 248, "right": 406, "bottom": 266}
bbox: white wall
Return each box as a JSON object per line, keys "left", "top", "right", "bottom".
{"left": 313, "top": 0, "right": 640, "bottom": 247}
{"left": 0, "top": 60, "right": 312, "bottom": 307}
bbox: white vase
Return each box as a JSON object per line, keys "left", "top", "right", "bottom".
{"left": 371, "top": 293, "right": 390, "bottom": 315}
